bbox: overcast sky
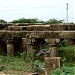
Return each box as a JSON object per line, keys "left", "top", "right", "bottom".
{"left": 0, "top": 0, "right": 74, "bottom": 22}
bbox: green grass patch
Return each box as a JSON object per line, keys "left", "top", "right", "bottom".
{"left": 0, "top": 55, "right": 32, "bottom": 74}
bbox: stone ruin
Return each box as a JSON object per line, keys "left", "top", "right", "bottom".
{"left": 0, "top": 23, "right": 75, "bottom": 75}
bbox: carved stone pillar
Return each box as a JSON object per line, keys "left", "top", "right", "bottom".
{"left": 49, "top": 44, "right": 58, "bottom": 57}
{"left": 45, "top": 38, "right": 60, "bottom": 57}
{"left": 44, "top": 38, "right": 60, "bottom": 75}
{"left": 7, "top": 39, "right": 14, "bottom": 56}
{"left": 22, "top": 38, "right": 33, "bottom": 52}
{"left": 45, "top": 57, "right": 61, "bottom": 75}
{"left": 27, "top": 44, "right": 33, "bottom": 53}
{"left": 21, "top": 38, "right": 27, "bottom": 52}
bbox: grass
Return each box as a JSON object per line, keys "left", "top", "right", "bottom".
{"left": 0, "top": 56, "right": 32, "bottom": 75}
{"left": 52, "top": 65, "right": 75, "bottom": 75}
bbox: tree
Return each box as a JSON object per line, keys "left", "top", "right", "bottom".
{"left": 0, "top": 19, "right": 7, "bottom": 23}
{"left": 46, "top": 18, "right": 63, "bottom": 24}
{"left": 11, "top": 18, "right": 45, "bottom": 24}
{"left": 0, "top": 19, "right": 7, "bottom": 29}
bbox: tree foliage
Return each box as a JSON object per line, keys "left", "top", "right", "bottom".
{"left": 0, "top": 19, "right": 7, "bottom": 29}
{"left": 11, "top": 18, "right": 45, "bottom": 24}
{"left": 0, "top": 19, "right": 7, "bottom": 23}
{"left": 11, "top": 18, "right": 64, "bottom": 24}
{"left": 46, "top": 18, "right": 63, "bottom": 24}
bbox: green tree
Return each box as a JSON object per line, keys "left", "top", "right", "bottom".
{"left": 11, "top": 18, "right": 45, "bottom": 24}
{"left": 0, "top": 19, "right": 7, "bottom": 29}
{"left": 46, "top": 18, "right": 63, "bottom": 24}
{"left": 0, "top": 19, "right": 7, "bottom": 23}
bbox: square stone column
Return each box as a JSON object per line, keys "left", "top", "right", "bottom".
{"left": 7, "top": 39, "right": 14, "bottom": 56}
{"left": 22, "top": 38, "right": 32, "bottom": 52}
{"left": 49, "top": 44, "right": 59, "bottom": 57}
{"left": 7, "top": 43, "right": 14, "bottom": 56}
{"left": 21, "top": 38, "right": 27, "bottom": 52}
{"left": 45, "top": 57, "right": 61, "bottom": 75}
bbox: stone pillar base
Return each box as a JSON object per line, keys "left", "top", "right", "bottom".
{"left": 45, "top": 57, "right": 61, "bottom": 75}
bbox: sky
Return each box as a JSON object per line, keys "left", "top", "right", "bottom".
{"left": 0, "top": 0, "right": 74, "bottom": 22}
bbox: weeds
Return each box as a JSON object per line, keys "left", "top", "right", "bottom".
{"left": 52, "top": 66, "right": 75, "bottom": 75}
{"left": 0, "top": 55, "right": 32, "bottom": 73}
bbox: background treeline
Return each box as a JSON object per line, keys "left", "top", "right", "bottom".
{"left": 10, "top": 18, "right": 63, "bottom": 24}
{"left": 0, "top": 18, "right": 74, "bottom": 24}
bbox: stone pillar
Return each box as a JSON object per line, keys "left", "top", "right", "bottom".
{"left": 27, "top": 44, "right": 33, "bottom": 53}
{"left": 44, "top": 38, "right": 60, "bottom": 75}
{"left": 7, "top": 39, "right": 14, "bottom": 56}
{"left": 21, "top": 38, "right": 27, "bottom": 52}
{"left": 49, "top": 44, "right": 58, "bottom": 57}
{"left": 45, "top": 57, "right": 61, "bottom": 75}
{"left": 45, "top": 38, "right": 60, "bottom": 57}
{"left": 21, "top": 38, "right": 33, "bottom": 54}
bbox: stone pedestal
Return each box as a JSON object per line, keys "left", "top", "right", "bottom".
{"left": 45, "top": 57, "right": 61, "bottom": 75}
{"left": 7, "top": 43, "right": 14, "bottom": 56}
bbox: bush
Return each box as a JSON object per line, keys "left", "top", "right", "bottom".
{"left": 52, "top": 66, "right": 75, "bottom": 75}
{"left": 62, "top": 66, "right": 75, "bottom": 74}
{"left": 33, "top": 60, "right": 45, "bottom": 73}
{"left": 52, "top": 68, "right": 64, "bottom": 75}
{"left": 58, "top": 45, "right": 75, "bottom": 62}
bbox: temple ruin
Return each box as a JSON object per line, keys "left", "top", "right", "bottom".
{"left": 0, "top": 23, "right": 75, "bottom": 75}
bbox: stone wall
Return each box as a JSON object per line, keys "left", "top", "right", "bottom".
{"left": 6, "top": 24, "right": 75, "bottom": 31}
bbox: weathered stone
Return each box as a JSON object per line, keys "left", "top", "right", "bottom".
{"left": 27, "top": 44, "right": 33, "bottom": 53}
{"left": 0, "top": 23, "right": 75, "bottom": 74}
{"left": 22, "top": 38, "right": 30, "bottom": 44}
{"left": 49, "top": 44, "right": 58, "bottom": 57}
{"left": 21, "top": 38, "right": 27, "bottom": 52}
{"left": 1, "top": 31, "right": 75, "bottom": 39}
{"left": 7, "top": 43, "right": 14, "bottom": 56}
{"left": 45, "top": 57, "right": 61, "bottom": 75}
{"left": 45, "top": 38, "right": 60, "bottom": 44}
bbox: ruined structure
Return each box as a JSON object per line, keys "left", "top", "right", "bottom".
{"left": 0, "top": 23, "right": 75, "bottom": 75}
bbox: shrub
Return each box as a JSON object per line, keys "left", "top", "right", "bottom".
{"left": 58, "top": 45, "right": 75, "bottom": 62}
{"left": 52, "top": 66, "right": 75, "bottom": 75}
{"left": 62, "top": 66, "right": 75, "bottom": 74}
{"left": 51, "top": 68, "right": 64, "bottom": 75}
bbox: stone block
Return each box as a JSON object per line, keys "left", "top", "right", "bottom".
{"left": 45, "top": 57, "right": 61, "bottom": 75}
